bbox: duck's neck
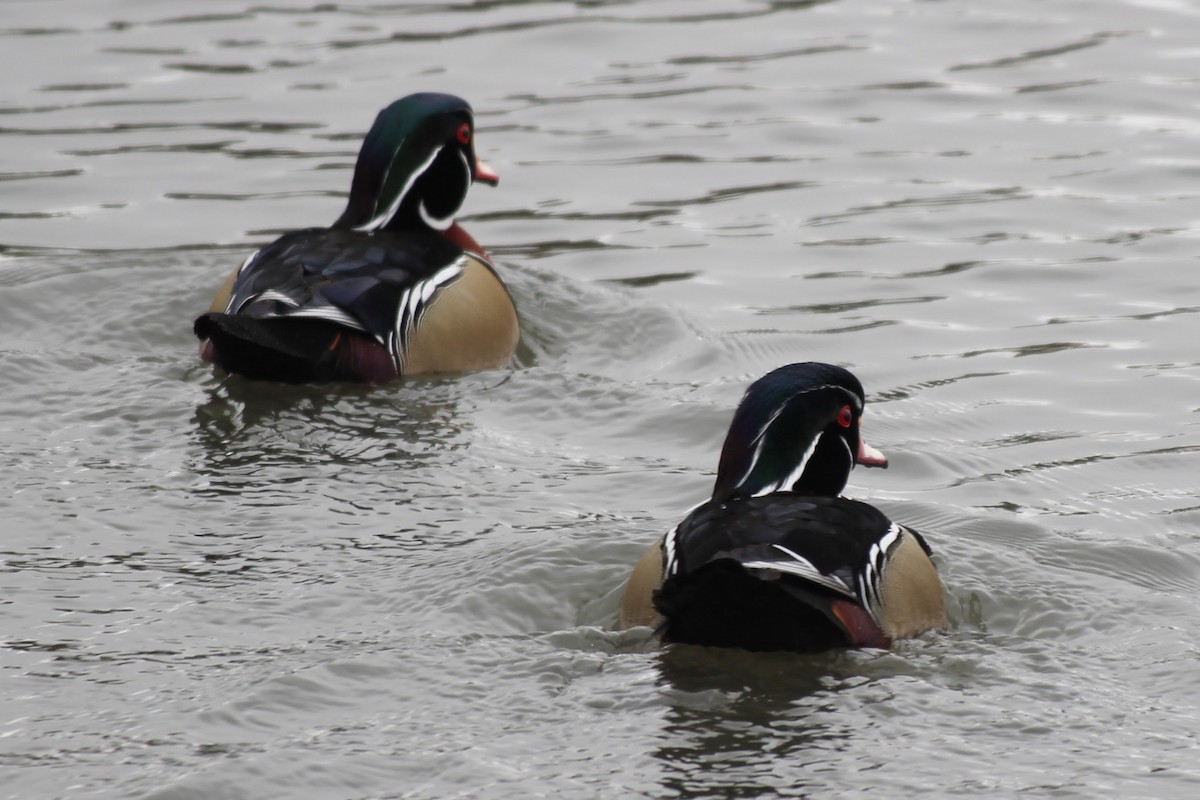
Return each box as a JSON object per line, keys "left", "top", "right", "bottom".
{"left": 440, "top": 221, "right": 490, "bottom": 262}
{"left": 787, "top": 432, "right": 853, "bottom": 497}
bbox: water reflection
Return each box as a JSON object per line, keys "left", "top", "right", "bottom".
{"left": 652, "top": 645, "right": 853, "bottom": 797}
{"left": 188, "top": 375, "right": 477, "bottom": 493}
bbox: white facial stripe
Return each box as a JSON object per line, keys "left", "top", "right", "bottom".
{"left": 733, "top": 392, "right": 796, "bottom": 491}
{"left": 752, "top": 431, "right": 822, "bottom": 498}
{"left": 749, "top": 401, "right": 788, "bottom": 452}
{"left": 735, "top": 428, "right": 770, "bottom": 493}
{"left": 356, "top": 140, "right": 438, "bottom": 232}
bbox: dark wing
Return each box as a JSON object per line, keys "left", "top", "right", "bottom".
{"left": 664, "top": 494, "right": 904, "bottom": 609}
{"left": 222, "top": 227, "right": 467, "bottom": 350}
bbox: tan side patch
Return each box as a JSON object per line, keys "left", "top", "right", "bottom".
{"left": 199, "top": 265, "right": 242, "bottom": 357}
{"left": 876, "top": 530, "right": 948, "bottom": 639}
{"left": 618, "top": 537, "right": 665, "bottom": 631}
{"left": 207, "top": 265, "right": 240, "bottom": 313}
{"left": 401, "top": 256, "right": 519, "bottom": 375}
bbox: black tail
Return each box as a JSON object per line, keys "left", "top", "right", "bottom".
{"left": 653, "top": 560, "right": 850, "bottom": 653}
{"left": 194, "top": 313, "right": 346, "bottom": 384}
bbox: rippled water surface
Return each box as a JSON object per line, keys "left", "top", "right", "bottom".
{"left": 4, "top": 1, "right": 1200, "bottom": 797}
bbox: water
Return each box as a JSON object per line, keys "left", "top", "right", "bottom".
{"left": 3, "top": 0, "right": 1200, "bottom": 797}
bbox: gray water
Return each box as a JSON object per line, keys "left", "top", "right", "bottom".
{"left": 3, "top": 0, "right": 1199, "bottom": 797}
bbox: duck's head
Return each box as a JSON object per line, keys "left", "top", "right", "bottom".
{"left": 710, "top": 362, "right": 888, "bottom": 504}
{"left": 333, "top": 92, "right": 499, "bottom": 233}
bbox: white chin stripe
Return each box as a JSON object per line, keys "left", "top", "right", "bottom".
{"left": 418, "top": 149, "right": 471, "bottom": 230}
{"left": 419, "top": 200, "right": 455, "bottom": 231}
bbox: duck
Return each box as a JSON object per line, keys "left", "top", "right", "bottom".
{"left": 194, "top": 92, "right": 518, "bottom": 383}
{"left": 618, "top": 362, "right": 946, "bottom": 653}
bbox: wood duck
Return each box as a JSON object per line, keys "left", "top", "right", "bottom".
{"left": 619, "top": 363, "right": 946, "bottom": 653}
{"left": 194, "top": 92, "right": 518, "bottom": 383}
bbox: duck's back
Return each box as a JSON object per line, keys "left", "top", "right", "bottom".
{"left": 196, "top": 228, "right": 516, "bottom": 382}
{"left": 218, "top": 228, "right": 462, "bottom": 322}
{"left": 655, "top": 494, "right": 945, "bottom": 652}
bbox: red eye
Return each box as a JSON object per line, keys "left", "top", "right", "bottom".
{"left": 456, "top": 123, "right": 471, "bottom": 145}
{"left": 836, "top": 405, "right": 853, "bottom": 428}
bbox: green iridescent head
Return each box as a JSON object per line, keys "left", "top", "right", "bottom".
{"left": 711, "top": 363, "right": 887, "bottom": 504}
{"left": 333, "top": 93, "right": 497, "bottom": 232}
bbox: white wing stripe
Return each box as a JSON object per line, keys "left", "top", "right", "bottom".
{"left": 739, "top": 542, "right": 857, "bottom": 597}
{"left": 663, "top": 525, "right": 680, "bottom": 576}
{"left": 859, "top": 523, "right": 901, "bottom": 618}
{"left": 252, "top": 289, "right": 300, "bottom": 307}
{"left": 235, "top": 299, "right": 368, "bottom": 333}
{"left": 740, "top": 556, "right": 856, "bottom": 598}
{"left": 388, "top": 258, "right": 467, "bottom": 370}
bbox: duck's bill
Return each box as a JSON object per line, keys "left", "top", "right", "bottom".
{"left": 857, "top": 437, "right": 888, "bottom": 469}
{"left": 474, "top": 158, "right": 500, "bottom": 186}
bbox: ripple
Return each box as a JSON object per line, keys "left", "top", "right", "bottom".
{"left": 668, "top": 43, "right": 864, "bottom": 65}
{"left": 949, "top": 32, "right": 1122, "bottom": 72}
